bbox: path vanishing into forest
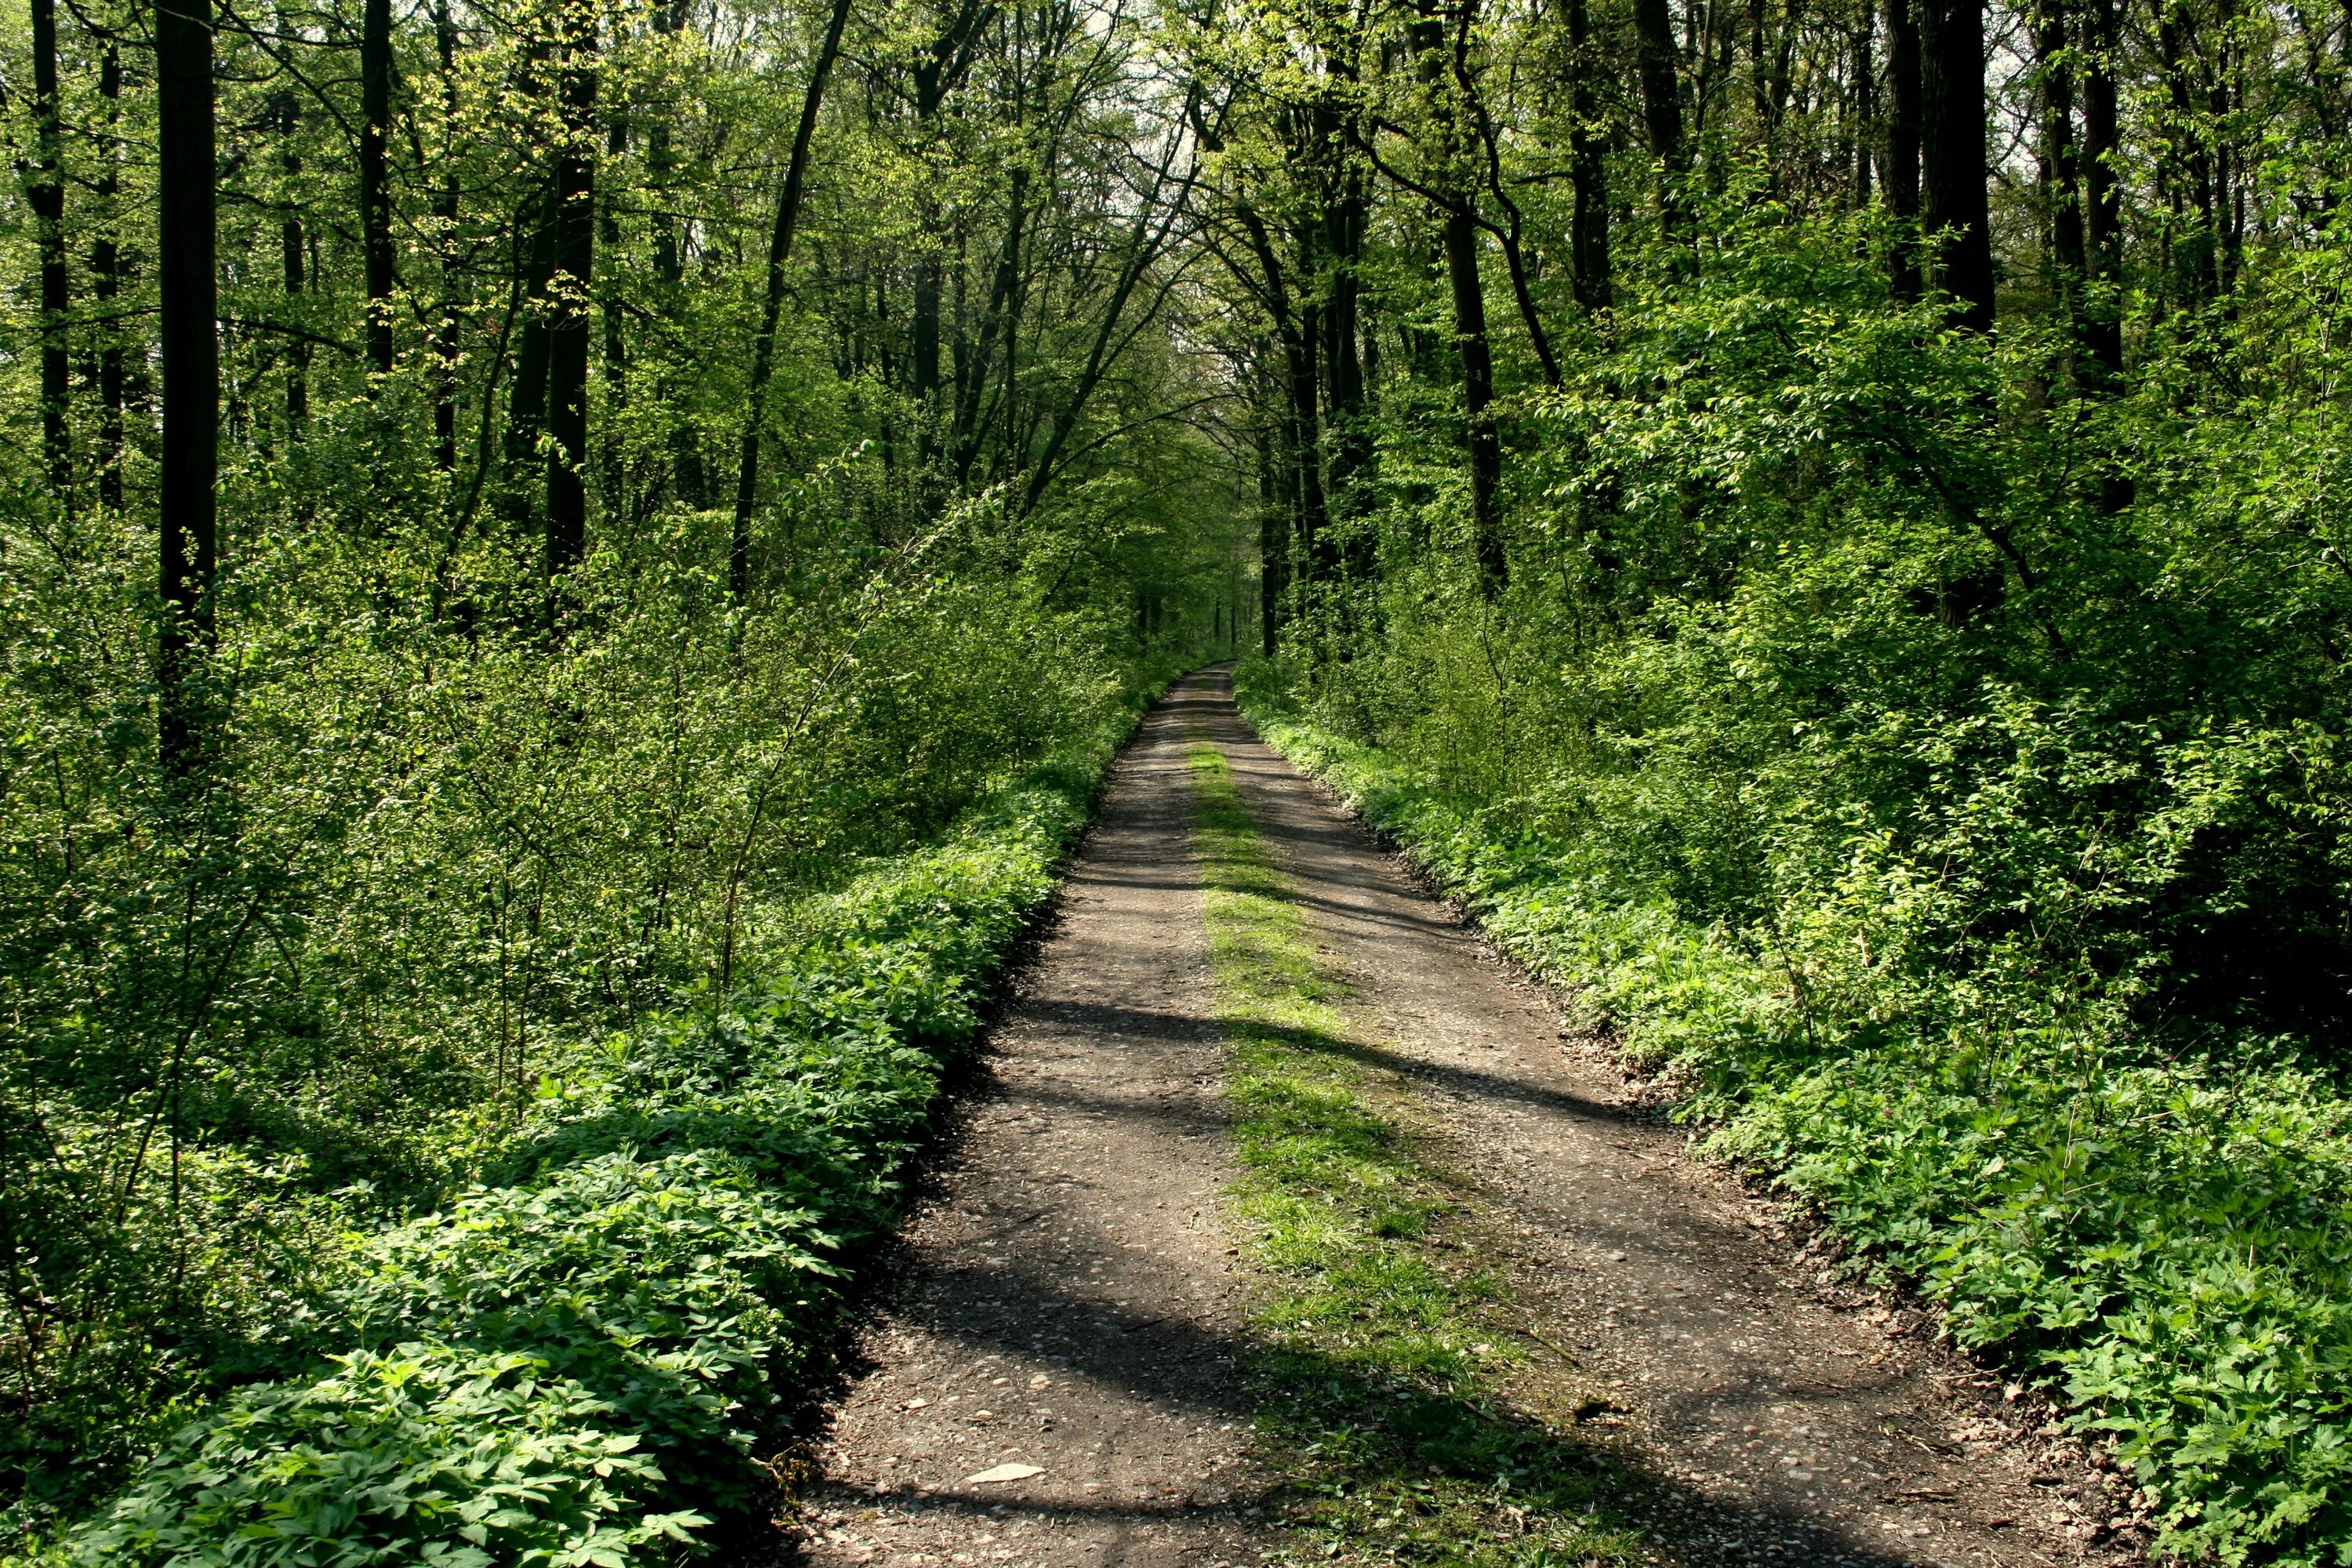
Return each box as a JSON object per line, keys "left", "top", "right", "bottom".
{"left": 789, "top": 671, "right": 2146, "bottom": 1568}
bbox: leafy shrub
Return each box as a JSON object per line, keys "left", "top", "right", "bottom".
{"left": 1238, "top": 676, "right": 2352, "bottom": 1566}
{"left": 21, "top": 697, "right": 1148, "bottom": 1568}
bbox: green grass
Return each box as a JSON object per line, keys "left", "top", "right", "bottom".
{"left": 1185, "top": 742, "right": 1639, "bottom": 1567}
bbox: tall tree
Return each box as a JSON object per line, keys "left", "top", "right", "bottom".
{"left": 2081, "top": 0, "right": 2124, "bottom": 379}
{"left": 28, "top": 0, "right": 70, "bottom": 492}
{"left": 278, "top": 91, "right": 310, "bottom": 430}
{"left": 1886, "top": 0, "right": 1923, "bottom": 294}
{"left": 157, "top": 0, "right": 219, "bottom": 764}
{"left": 1561, "top": 0, "right": 1611, "bottom": 307}
{"left": 93, "top": 44, "right": 126, "bottom": 508}
{"left": 543, "top": 0, "right": 599, "bottom": 583}
{"left": 1922, "top": 0, "right": 1994, "bottom": 328}
{"left": 1631, "top": 0, "right": 1690, "bottom": 245}
{"left": 362, "top": 0, "right": 397, "bottom": 376}
{"left": 732, "top": 0, "right": 855, "bottom": 600}
{"left": 2038, "top": 0, "right": 2085, "bottom": 298}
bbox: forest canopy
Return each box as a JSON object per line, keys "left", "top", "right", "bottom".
{"left": 9, "top": 0, "right": 2352, "bottom": 1548}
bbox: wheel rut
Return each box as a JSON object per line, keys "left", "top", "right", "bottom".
{"left": 791, "top": 670, "right": 2143, "bottom": 1568}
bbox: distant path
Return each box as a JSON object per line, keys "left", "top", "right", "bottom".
{"left": 794, "top": 670, "right": 2143, "bottom": 1568}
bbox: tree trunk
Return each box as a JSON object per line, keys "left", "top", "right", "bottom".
{"left": 543, "top": 0, "right": 598, "bottom": 586}
{"left": 94, "top": 44, "right": 125, "bottom": 509}
{"left": 1318, "top": 89, "right": 1372, "bottom": 576}
{"left": 1563, "top": 0, "right": 1611, "bottom": 307}
{"left": 1258, "top": 405, "right": 1288, "bottom": 656}
{"left": 158, "top": 0, "right": 219, "bottom": 767}
{"left": 1886, "top": 0, "right": 1923, "bottom": 295}
{"left": 278, "top": 93, "right": 310, "bottom": 432}
{"left": 1921, "top": 0, "right": 1994, "bottom": 330}
{"left": 361, "top": 0, "right": 396, "bottom": 377}
{"left": 731, "top": 0, "right": 853, "bottom": 600}
{"left": 1632, "top": 0, "right": 1690, "bottom": 245}
{"left": 1850, "top": 16, "right": 1874, "bottom": 207}
{"left": 2081, "top": 0, "right": 2123, "bottom": 381}
{"left": 2037, "top": 0, "right": 2085, "bottom": 320}
{"left": 1292, "top": 300, "right": 1327, "bottom": 586}
{"left": 30, "top": 0, "right": 71, "bottom": 494}
{"left": 600, "top": 111, "right": 629, "bottom": 517}
{"left": 1444, "top": 204, "right": 1505, "bottom": 594}
{"left": 434, "top": 0, "right": 460, "bottom": 469}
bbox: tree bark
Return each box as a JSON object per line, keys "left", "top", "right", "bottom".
{"left": 1631, "top": 0, "right": 1689, "bottom": 245}
{"left": 1849, "top": 16, "right": 1874, "bottom": 207}
{"left": 29, "top": 0, "right": 71, "bottom": 493}
{"left": 1563, "top": 0, "right": 1611, "bottom": 307}
{"left": 1886, "top": 0, "right": 1923, "bottom": 295}
{"left": 361, "top": 0, "right": 397, "bottom": 376}
{"left": 2081, "top": 0, "right": 2123, "bottom": 380}
{"left": 1257, "top": 401, "right": 1288, "bottom": 655}
{"left": 543, "top": 0, "right": 599, "bottom": 585}
{"left": 434, "top": 0, "right": 460, "bottom": 468}
{"left": 158, "top": 0, "right": 219, "bottom": 767}
{"left": 94, "top": 44, "right": 127, "bottom": 509}
{"left": 278, "top": 92, "right": 310, "bottom": 432}
{"left": 2038, "top": 0, "right": 2085, "bottom": 293}
{"left": 731, "top": 0, "right": 853, "bottom": 600}
{"left": 1921, "top": 0, "right": 1994, "bottom": 330}
{"left": 1444, "top": 205, "right": 1505, "bottom": 594}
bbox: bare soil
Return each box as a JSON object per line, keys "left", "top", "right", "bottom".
{"left": 790, "top": 670, "right": 2148, "bottom": 1568}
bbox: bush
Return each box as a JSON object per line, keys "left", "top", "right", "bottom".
{"left": 24, "top": 696, "right": 1148, "bottom": 1568}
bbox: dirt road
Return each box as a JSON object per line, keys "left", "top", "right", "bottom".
{"left": 791, "top": 671, "right": 2142, "bottom": 1568}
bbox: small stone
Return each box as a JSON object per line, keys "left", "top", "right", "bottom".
{"left": 964, "top": 1463, "right": 1045, "bottom": 1484}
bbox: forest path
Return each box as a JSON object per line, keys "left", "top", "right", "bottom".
{"left": 791, "top": 671, "right": 2140, "bottom": 1568}
{"left": 793, "top": 675, "right": 1285, "bottom": 1567}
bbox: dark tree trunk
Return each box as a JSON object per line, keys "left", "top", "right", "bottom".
{"left": 158, "top": 0, "right": 219, "bottom": 766}
{"left": 2082, "top": 0, "right": 2124, "bottom": 380}
{"left": 1257, "top": 406, "right": 1287, "bottom": 656}
{"left": 30, "top": 0, "right": 70, "bottom": 494}
{"left": 2037, "top": 0, "right": 2085, "bottom": 314}
{"left": 1563, "top": 0, "right": 1612, "bottom": 307}
{"left": 434, "top": 0, "right": 460, "bottom": 468}
{"left": 1292, "top": 300, "right": 1328, "bottom": 586}
{"left": 2157, "top": 3, "right": 2216, "bottom": 305}
{"left": 600, "top": 111, "right": 629, "bottom": 517}
{"left": 279, "top": 93, "right": 310, "bottom": 431}
{"left": 651, "top": 0, "right": 704, "bottom": 505}
{"left": 361, "top": 0, "right": 396, "bottom": 376}
{"left": 732, "top": 0, "right": 853, "bottom": 599}
{"left": 1632, "top": 0, "right": 1690, "bottom": 245}
{"left": 94, "top": 44, "right": 125, "bottom": 508}
{"left": 1444, "top": 205, "right": 1505, "bottom": 595}
{"left": 543, "top": 0, "right": 598, "bottom": 585}
{"left": 1318, "top": 89, "right": 1372, "bottom": 576}
{"left": 506, "top": 194, "right": 561, "bottom": 527}
{"left": 1922, "top": 0, "right": 1994, "bottom": 330}
{"left": 1850, "top": 16, "right": 1875, "bottom": 206}
{"left": 1886, "top": 0, "right": 1923, "bottom": 295}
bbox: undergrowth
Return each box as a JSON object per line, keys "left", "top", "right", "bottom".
{"left": 1234, "top": 673, "right": 2352, "bottom": 1568}
{"left": 13, "top": 705, "right": 1156, "bottom": 1568}
{"left": 1185, "top": 741, "right": 1639, "bottom": 1567}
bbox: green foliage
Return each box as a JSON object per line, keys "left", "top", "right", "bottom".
{"left": 16, "top": 706, "right": 1141, "bottom": 1567}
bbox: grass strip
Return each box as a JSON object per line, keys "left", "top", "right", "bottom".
{"left": 1185, "top": 742, "right": 1639, "bottom": 1567}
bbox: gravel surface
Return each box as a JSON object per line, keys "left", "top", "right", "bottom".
{"left": 790, "top": 671, "right": 2148, "bottom": 1568}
